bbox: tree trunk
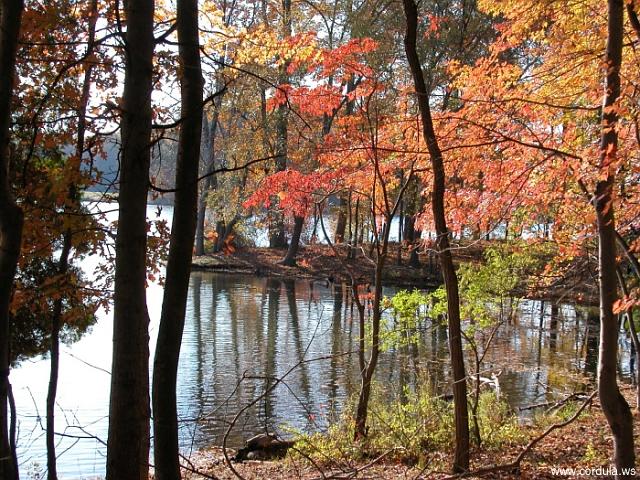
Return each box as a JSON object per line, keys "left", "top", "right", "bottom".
{"left": 195, "top": 189, "right": 208, "bottom": 255}
{"left": 334, "top": 195, "right": 347, "bottom": 243}
{"left": 333, "top": 78, "right": 358, "bottom": 246}
{"left": 0, "top": 2, "right": 24, "bottom": 479}
{"left": 281, "top": 215, "right": 304, "bottom": 266}
{"left": 47, "top": 284, "right": 62, "bottom": 480}
{"left": 195, "top": 115, "right": 214, "bottom": 256}
{"left": 353, "top": 260, "right": 384, "bottom": 439}
{"left": 402, "top": 0, "right": 470, "bottom": 471}
{"left": 404, "top": 214, "right": 421, "bottom": 268}
{"left": 214, "top": 215, "right": 238, "bottom": 253}
{"left": 349, "top": 198, "right": 360, "bottom": 260}
{"left": 152, "top": 0, "right": 203, "bottom": 477}
{"left": 46, "top": 4, "right": 98, "bottom": 477}
{"left": 616, "top": 267, "right": 640, "bottom": 411}
{"left": 195, "top": 88, "right": 224, "bottom": 256}
{"left": 595, "top": 0, "right": 635, "bottom": 475}
{"left": 269, "top": 0, "right": 291, "bottom": 249}
{"left": 106, "top": 0, "right": 155, "bottom": 478}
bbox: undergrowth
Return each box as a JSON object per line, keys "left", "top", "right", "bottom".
{"left": 290, "top": 379, "right": 583, "bottom": 468}
{"left": 294, "top": 380, "right": 544, "bottom": 465}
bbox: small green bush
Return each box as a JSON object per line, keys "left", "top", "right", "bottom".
{"left": 292, "top": 379, "right": 530, "bottom": 466}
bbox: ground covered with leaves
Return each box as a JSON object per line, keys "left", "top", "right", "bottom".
{"left": 181, "top": 386, "right": 639, "bottom": 479}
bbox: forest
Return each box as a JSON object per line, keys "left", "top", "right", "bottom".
{"left": 1, "top": 0, "right": 640, "bottom": 479}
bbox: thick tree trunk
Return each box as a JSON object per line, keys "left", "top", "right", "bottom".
{"left": 404, "top": 214, "right": 421, "bottom": 268}
{"left": 334, "top": 195, "right": 347, "bottom": 243}
{"left": 269, "top": 0, "right": 291, "bottom": 249}
{"left": 152, "top": 0, "right": 203, "bottom": 478}
{"left": 595, "top": 1, "right": 635, "bottom": 474}
{"left": 106, "top": 0, "right": 155, "bottom": 478}
{"left": 402, "top": 0, "right": 470, "bottom": 472}
{"left": 0, "top": 2, "right": 24, "bottom": 479}
{"left": 280, "top": 215, "right": 304, "bottom": 266}
{"left": 214, "top": 215, "right": 238, "bottom": 253}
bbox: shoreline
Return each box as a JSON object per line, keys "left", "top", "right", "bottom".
{"left": 181, "top": 387, "right": 639, "bottom": 480}
{"left": 191, "top": 244, "right": 442, "bottom": 288}
{"left": 190, "top": 243, "right": 599, "bottom": 304}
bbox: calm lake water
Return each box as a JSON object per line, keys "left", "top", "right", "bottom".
{"left": 10, "top": 205, "right": 633, "bottom": 479}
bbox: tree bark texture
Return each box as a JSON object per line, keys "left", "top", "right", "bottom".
{"left": 152, "top": 0, "right": 203, "bottom": 477}
{"left": 0, "top": 2, "right": 24, "bottom": 479}
{"left": 595, "top": 0, "right": 635, "bottom": 475}
{"left": 106, "top": 0, "right": 155, "bottom": 478}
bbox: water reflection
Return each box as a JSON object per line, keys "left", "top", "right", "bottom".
{"left": 177, "top": 273, "right": 631, "bottom": 455}
{"left": 12, "top": 270, "right": 633, "bottom": 478}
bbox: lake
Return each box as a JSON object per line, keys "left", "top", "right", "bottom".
{"left": 10, "top": 205, "right": 633, "bottom": 479}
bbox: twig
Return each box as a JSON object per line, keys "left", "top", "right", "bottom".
{"left": 517, "top": 392, "right": 588, "bottom": 413}
{"left": 221, "top": 351, "right": 355, "bottom": 479}
{"left": 439, "top": 390, "right": 596, "bottom": 479}
{"left": 178, "top": 452, "right": 221, "bottom": 480}
{"left": 316, "top": 447, "right": 405, "bottom": 480}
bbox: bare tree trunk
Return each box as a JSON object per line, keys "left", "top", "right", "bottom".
{"left": 106, "top": 0, "right": 155, "bottom": 478}
{"left": 152, "top": 0, "right": 203, "bottom": 477}
{"left": 195, "top": 188, "right": 209, "bottom": 255}
{"left": 333, "top": 79, "right": 358, "bottom": 245}
{"left": 404, "top": 214, "right": 421, "bottom": 268}
{"left": 334, "top": 195, "right": 348, "bottom": 243}
{"left": 353, "top": 259, "right": 384, "bottom": 439}
{"left": 595, "top": 1, "right": 635, "bottom": 475}
{"left": 281, "top": 215, "right": 304, "bottom": 266}
{"left": 0, "top": 2, "right": 24, "bottom": 479}
{"left": 214, "top": 214, "right": 239, "bottom": 253}
{"left": 397, "top": 199, "right": 404, "bottom": 265}
{"left": 402, "top": 0, "right": 470, "bottom": 471}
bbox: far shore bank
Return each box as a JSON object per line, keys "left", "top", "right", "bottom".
{"left": 81, "top": 190, "right": 174, "bottom": 205}
{"left": 191, "top": 243, "right": 599, "bottom": 304}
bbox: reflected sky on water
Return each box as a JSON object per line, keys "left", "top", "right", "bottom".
{"left": 10, "top": 205, "right": 633, "bottom": 479}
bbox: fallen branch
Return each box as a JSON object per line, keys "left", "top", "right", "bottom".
{"left": 178, "top": 452, "right": 221, "bottom": 480}
{"left": 313, "top": 447, "right": 405, "bottom": 480}
{"left": 517, "top": 391, "right": 588, "bottom": 413}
